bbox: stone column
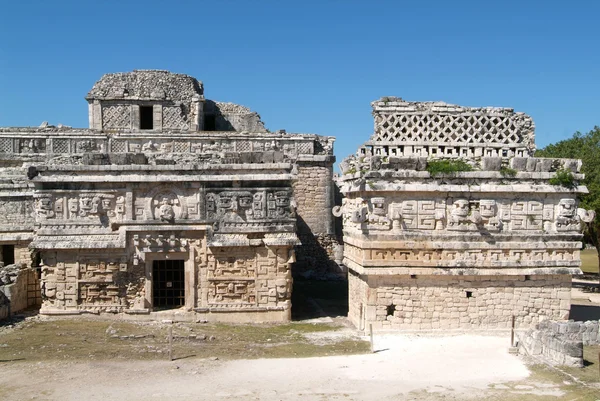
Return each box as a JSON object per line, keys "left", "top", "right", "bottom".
{"left": 153, "top": 104, "right": 163, "bottom": 131}
{"left": 192, "top": 96, "right": 204, "bottom": 131}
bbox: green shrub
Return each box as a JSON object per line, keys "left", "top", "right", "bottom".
{"left": 426, "top": 159, "right": 473, "bottom": 177}
{"left": 549, "top": 168, "right": 576, "bottom": 188}
{"left": 499, "top": 167, "right": 518, "bottom": 178}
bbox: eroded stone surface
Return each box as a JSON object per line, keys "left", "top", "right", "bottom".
{"left": 0, "top": 70, "right": 336, "bottom": 321}
{"left": 337, "top": 98, "right": 594, "bottom": 330}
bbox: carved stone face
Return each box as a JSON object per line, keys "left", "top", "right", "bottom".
{"left": 158, "top": 197, "right": 175, "bottom": 221}
{"left": 38, "top": 197, "right": 53, "bottom": 210}
{"left": 479, "top": 200, "right": 496, "bottom": 218}
{"left": 275, "top": 278, "right": 290, "bottom": 299}
{"left": 451, "top": 200, "right": 469, "bottom": 217}
{"left": 239, "top": 196, "right": 252, "bottom": 208}
{"left": 371, "top": 197, "right": 386, "bottom": 216}
{"left": 558, "top": 199, "right": 576, "bottom": 217}
{"left": 101, "top": 198, "right": 112, "bottom": 210}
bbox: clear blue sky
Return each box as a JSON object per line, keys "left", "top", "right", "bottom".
{"left": 1, "top": 0, "right": 598, "bottom": 165}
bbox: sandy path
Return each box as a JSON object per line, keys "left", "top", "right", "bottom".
{"left": 0, "top": 334, "right": 537, "bottom": 401}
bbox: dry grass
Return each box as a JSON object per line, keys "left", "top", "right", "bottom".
{"left": 408, "top": 360, "right": 600, "bottom": 400}
{"left": 581, "top": 248, "right": 599, "bottom": 274}
{"left": 562, "top": 345, "right": 600, "bottom": 384}
{"left": 0, "top": 317, "right": 370, "bottom": 362}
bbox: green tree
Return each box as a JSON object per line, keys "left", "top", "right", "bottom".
{"left": 536, "top": 127, "right": 600, "bottom": 272}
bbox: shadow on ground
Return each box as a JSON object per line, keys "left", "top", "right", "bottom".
{"left": 291, "top": 279, "right": 348, "bottom": 320}
{"left": 0, "top": 314, "right": 27, "bottom": 328}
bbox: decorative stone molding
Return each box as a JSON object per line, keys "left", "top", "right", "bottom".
{"left": 339, "top": 97, "right": 591, "bottom": 331}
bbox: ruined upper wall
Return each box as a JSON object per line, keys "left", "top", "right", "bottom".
{"left": 204, "top": 100, "right": 266, "bottom": 132}
{"left": 86, "top": 70, "right": 204, "bottom": 102}
{"left": 86, "top": 70, "right": 269, "bottom": 133}
{"left": 363, "top": 97, "right": 535, "bottom": 158}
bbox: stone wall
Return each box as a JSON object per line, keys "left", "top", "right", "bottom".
{"left": 294, "top": 162, "right": 334, "bottom": 235}
{"left": 15, "top": 244, "right": 31, "bottom": 267}
{"left": 293, "top": 161, "right": 342, "bottom": 277}
{"left": 0, "top": 291, "right": 8, "bottom": 320}
{"left": 337, "top": 96, "right": 593, "bottom": 331}
{"left": 518, "top": 320, "right": 600, "bottom": 367}
{"left": 349, "top": 273, "right": 571, "bottom": 330}
{"left": 0, "top": 267, "right": 39, "bottom": 319}
{"left": 348, "top": 270, "right": 368, "bottom": 328}
{"left": 38, "top": 240, "right": 293, "bottom": 321}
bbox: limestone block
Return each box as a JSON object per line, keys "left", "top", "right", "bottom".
{"left": 482, "top": 157, "right": 502, "bottom": 171}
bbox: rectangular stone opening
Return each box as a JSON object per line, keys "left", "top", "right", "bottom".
{"left": 140, "top": 106, "right": 154, "bottom": 130}
{"left": 204, "top": 114, "right": 216, "bottom": 131}
{"left": 1, "top": 244, "right": 14, "bottom": 266}
{"left": 152, "top": 259, "right": 185, "bottom": 309}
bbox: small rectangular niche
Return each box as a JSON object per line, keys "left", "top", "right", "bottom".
{"left": 466, "top": 291, "right": 473, "bottom": 298}
{"left": 140, "top": 106, "right": 154, "bottom": 130}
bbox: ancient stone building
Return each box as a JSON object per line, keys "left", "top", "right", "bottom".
{"left": 336, "top": 97, "right": 595, "bottom": 330}
{"left": 0, "top": 70, "right": 336, "bottom": 321}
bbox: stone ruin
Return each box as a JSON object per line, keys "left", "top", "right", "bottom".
{"left": 0, "top": 73, "right": 594, "bottom": 329}
{"left": 336, "top": 97, "right": 595, "bottom": 330}
{"left": 0, "top": 70, "right": 336, "bottom": 321}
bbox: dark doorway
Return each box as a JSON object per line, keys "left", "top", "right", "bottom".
{"left": 140, "top": 106, "right": 154, "bottom": 130}
{"left": 1, "top": 244, "right": 15, "bottom": 266}
{"left": 291, "top": 279, "right": 348, "bottom": 320}
{"left": 152, "top": 260, "right": 185, "bottom": 309}
{"left": 203, "top": 114, "right": 216, "bottom": 131}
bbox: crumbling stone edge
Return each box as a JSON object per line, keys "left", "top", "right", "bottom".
{"left": 517, "top": 319, "right": 600, "bottom": 367}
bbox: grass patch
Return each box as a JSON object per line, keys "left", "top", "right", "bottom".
{"left": 581, "top": 248, "right": 599, "bottom": 274}
{"left": 562, "top": 345, "right": 600, "bottom": 384}
{"left": 522, "top": 363, "right": 600, "bottom": 400}
{"left": 407, "top": 361, "right": 600, "bottom": 400}
{"left": 426, "top": 159, "right": 473, "bottom": 177}
{"left": 500, "top": 166, "right": 518, "bottom": 178}
{"left": 0, "top": 317, "right": 369, "bottom": 362}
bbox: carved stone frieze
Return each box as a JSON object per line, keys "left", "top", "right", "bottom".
{"left": 344, "top": 243, "right": 580, "bottom": 266}
{"left": 0, "top": 198, "right": 34, "bottom": 225}
{"left": 208, "top": 281, "right": 256, "bottom": 305}
{"left": 133, "top": 233, "right": 188, "bottom": 253}
{"left": 206, "top": 189, "right": 294, "bottom": 223}
{"left": 139, "top": 186, "right": 189, "bottom": 222}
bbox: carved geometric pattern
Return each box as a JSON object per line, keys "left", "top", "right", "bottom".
{"left": 236, "top": 141, "right": 251, "bottom": 152}
{"left": 110, "top": 140, "right": 127, "bottom": 153}
{"left": 373, "top": 114, "right": 526, "bottom": 145}
{"left": 510, "top": 200, "right": 543, "bottom": 230}
{"left": 53, "top": 139, "right": 70, "bottom": 153}
{"left": 173, "top": 141, "right": 189, "bottom": 153}
{"left": 162, "top": 106, "right": 189, "bottom": 130}
{"left": 297, "top": 142, "right": 313, "bottom": 155}
{"left": 0, "top": 138, "right": 12, "bottom": 152}
{"left": 103, "top": 105, "right": 131, "bottom": 129}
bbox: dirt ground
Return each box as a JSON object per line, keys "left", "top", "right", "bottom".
{"left": 2, "top": 325, "right": 600, "bottom": 401}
